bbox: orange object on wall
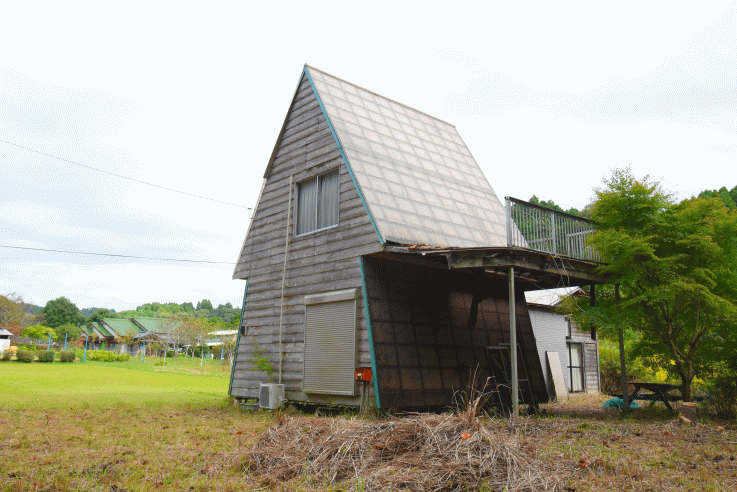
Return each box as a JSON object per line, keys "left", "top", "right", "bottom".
{"left": 355, "top": 367, "right": 372, "bottom": 382}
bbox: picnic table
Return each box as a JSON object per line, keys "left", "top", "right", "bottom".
{"left": 610, "top": 382, "right": 683, "bottom": 411}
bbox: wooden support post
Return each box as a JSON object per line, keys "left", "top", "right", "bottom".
{"left": 616, "top": 284, "right": 629, "bottom": 412}
{"left": 509, "top": 266, "right": 518, "bottom": 417}
{"left": 590, "top": 284, "right": 597, "bottom": 341}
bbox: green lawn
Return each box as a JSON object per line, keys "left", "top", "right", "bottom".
{"left": 0, "top": 356, "right": 231, "bottom": 411}
{"left": 0, "top": 357, "right": 268, "bottom": 491}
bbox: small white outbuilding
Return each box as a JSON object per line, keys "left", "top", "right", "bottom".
{"left": 0, "top": 327, "right": 13, "bottom": 353}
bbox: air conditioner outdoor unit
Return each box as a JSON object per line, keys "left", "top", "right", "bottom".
{"left": 259, "top": 383, "right": 285, "bottom": 409}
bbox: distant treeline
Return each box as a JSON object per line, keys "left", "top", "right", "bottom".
{"left": 529, "top": 184, "right": 736, "bottom": 217}
{"left": 17, "top": 299, "right": 243, "bottom": 329}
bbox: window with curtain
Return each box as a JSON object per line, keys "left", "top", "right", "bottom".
{"left": 567, "top": 342, "right": 584, "bottom": 392}
{"left": 297, "top": 169, "right": 339, "bottom": 235}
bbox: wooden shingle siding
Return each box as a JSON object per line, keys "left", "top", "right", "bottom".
{"left": 231, "top": 74, "right": 381, "bottom": 405}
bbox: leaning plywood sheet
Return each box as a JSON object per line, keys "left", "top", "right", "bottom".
{"left": 546, "top": 351, "right": 568, "bottom": 400}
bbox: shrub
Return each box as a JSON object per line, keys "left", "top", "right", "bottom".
{"left": 35, "top": 344, "right": 48, "bottom": 352}
{"left": 60, "top": 351, "right": 76, "bottom": 363}
{"left": 15, "top": 350, "right": 35, "bottom": 363}
{"left": 193, "top": 347, "right": 211, "bottom": 358}
{"left": 597, "top": 338, "right": 668, "bottom": 393}
{"left": 86, "top": 350, "right": 131, "bottom": 362}
{"left": 703, "top": 363, "right": 737, "bottom": 419}
{"left": 1, "top": 351, "right": 12, "bottom": 362}
{"left": 17, "top": 344, "right": 36, "bottom": 351}
{"left": 37, "top": 350, "right": 55, "bottom": 363}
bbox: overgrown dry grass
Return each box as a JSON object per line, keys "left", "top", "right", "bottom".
{"left": 246, "top": 413, "right": 564, "bottom": 491}
{"left": 531, "top": 394, "right": 737, "bottom": 491}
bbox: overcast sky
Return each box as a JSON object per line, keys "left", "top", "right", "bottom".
{"left": 1, "top": 1, "right": 735, "bottom": 311}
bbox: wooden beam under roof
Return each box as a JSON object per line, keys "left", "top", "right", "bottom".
{"left": 382, "top": 245, "right": 609, "bottom": 288}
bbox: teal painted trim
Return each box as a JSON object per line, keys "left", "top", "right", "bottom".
{"left": 228, "top": 279, "right": 249, "bottom": 396}
{"left": 359, "top": 256, "right": 381, "bottom": 409}
{"left": 302, "top": 66, "right": 385, "bottom": 245}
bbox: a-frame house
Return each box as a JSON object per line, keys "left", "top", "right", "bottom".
{"left": 230, "top": 65, "right": 603, "bottom": 410}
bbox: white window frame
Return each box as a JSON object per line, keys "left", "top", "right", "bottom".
{"left": 567, "top": 342, "right": 584, "bottom": 393}
{"left": 296, "top": 169, "right": 340, "bottom": 236}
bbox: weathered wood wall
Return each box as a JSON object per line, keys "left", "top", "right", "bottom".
{"left": 231, "top": 74, "right": 382, "bottom": 404}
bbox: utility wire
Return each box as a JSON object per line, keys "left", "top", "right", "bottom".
{"left": 0, "top": 138, "right": 251, "bottom": 209}
{"left": 0, "top": 244, "right": 235, "bottom": 265}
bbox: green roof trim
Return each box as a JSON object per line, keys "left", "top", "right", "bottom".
{"left": 303, "top": 66, "right": 385, "bottom": 245}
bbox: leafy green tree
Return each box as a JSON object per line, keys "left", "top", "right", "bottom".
{"left": 0, "top": 293, "right": 28, "bottom": 335}
{"left": 54, "top": 323, "right": 81, "bottom": 342}
{"left": 576, "top": 168, "right": 737, "bottom": 401}
{"left": 21, "top": 324, "right": 55, "bottom": 344}
{"left": 196, "top": 299, "right": 213, "bottom": 311}
{"left": 698, "top": 185, "right": 737, "bottom": 210}
{"left": 528, "top": 195, "right": 591, "bottom": 217}
{"left": 42, "top": 297, "right": 85, "bottom": 328}
{"left": 88, "top": 308, "right": 114, "bottom": 323}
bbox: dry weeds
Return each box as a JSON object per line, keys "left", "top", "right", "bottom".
{"left": 246, "top": 413, "right": 565, "bottom": 491}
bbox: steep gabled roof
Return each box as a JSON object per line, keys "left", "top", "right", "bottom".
{"left": 91, "top": 322, "right": 113, "bottom": 338}
{"left": 79, "top": 325, "right": 96, "bottom": 338}
{"left": 260, "top": 65, "right": 508, "bottom": 249}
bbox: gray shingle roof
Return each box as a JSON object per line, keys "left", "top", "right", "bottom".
{"left": 305, "top": 66, "right": 508, "bottom": 248}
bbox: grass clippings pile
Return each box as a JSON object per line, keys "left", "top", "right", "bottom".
{"left": 246, "top": 413, "right": 565, "bottom": 491}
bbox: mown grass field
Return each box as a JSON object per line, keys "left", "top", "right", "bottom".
{"left": 1, "top": 357, "right": 736, "bottom": 491}
{"left": 1, "top": 357, "right": 270, "bottom": 491}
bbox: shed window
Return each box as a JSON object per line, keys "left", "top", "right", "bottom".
{"left": 567, "top": 342, "right": 584, "bottom": 392}
{"left": 303, "top": 289, "right": 357, "bottom": 395}
{"left": 297, "top": 170, "right": 339, "bottom": 235}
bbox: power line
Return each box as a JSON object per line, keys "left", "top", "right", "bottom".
{"left": 0, "top": 244, "right": 235, "bottom": 265}
{"left": 0, "top": 138, "right": 251, "bottom": 209}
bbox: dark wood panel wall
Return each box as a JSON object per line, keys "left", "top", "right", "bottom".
{"left": 231, "top": 75, "right": 382, "bottom": 404}
{"left": 362, "top": 256, "right": 549, "bottom": 409}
